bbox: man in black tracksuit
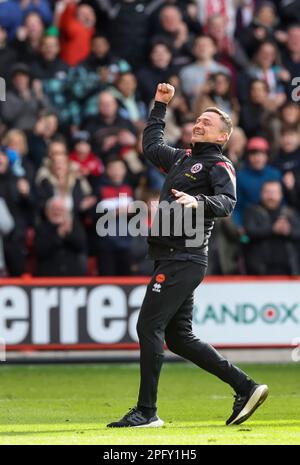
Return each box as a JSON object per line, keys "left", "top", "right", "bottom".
{"left": 108, "top": 83, "right": 268, "bottom": 428}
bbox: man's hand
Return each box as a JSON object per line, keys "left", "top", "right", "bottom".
{"left": 272, "top": 216, "right": 291, "bottom": 236}
{"left": 172, "top": 189, "right": 198, "bottom": 208}
{"left": 17, "top": 178, "right": 30, "bottom": 197}
{"left": 155, "top": 83, "right": 175, "bottom": 105}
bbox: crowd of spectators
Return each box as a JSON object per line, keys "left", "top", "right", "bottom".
{"left": 1, "top": 0, "right": 300, "bottom": 277}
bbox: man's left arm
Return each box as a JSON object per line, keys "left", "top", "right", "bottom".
{"left": 195, "top": 161, "right": 237, "bottom": 218}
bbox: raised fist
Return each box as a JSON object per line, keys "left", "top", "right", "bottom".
{"left": 154, "top": 83, "right": 175, "bottom": 105}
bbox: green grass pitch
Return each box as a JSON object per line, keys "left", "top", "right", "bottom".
{"left": 0, "top": 362, "right": 299, "bottom": 445}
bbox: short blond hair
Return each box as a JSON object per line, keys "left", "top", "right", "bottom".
{"left": 203, "top": 107, "right": 233, "bottom": 137}
{"left": 3, "top": 129, "right": 28, "bottom": 156}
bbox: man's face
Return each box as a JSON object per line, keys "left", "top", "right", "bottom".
{"left": 77, "top": 5, "right": 96, "bottom": 28}
{"left": 256, "top": 5, "right": 276, "bottom": 27}
{"left": 248, "top": 151, "right": 268, "bottom": 170}
{"left": 106, "top": 160, "right": 126, "bottom": 184}
{"left": 160, "top": 7, "right": 181, "bottom": 32}
{"left": 150, "top": 44, "right": 171, "bottom": 69}
{"left": 261, "top": 183, "right": 282, "bottom": 210}
{"left": 193, "top": 37, "right": 215, "bottom": 61}
{"left": 13, "top": 72, "right": 30, "bottom": 91}
{"left": 280, "top": 131, "right": 300, "bottom": 153}
{"left": 92, "top": 37, "right": 110, "bottom": 58}
{"left": 118, "top": 74, "right": 136, "bottom": 97}
{"left": 98, "top": 93, "right": 118, "bottom": 118}
{"left": 207, "top": 15, "right": 226, "bottom": 41}
{"left": 287, "top": 27, "right": 300, "bottom": 53}
{"left": 46, "top": 198, "right": 67, "bottom": 224}
{"left": 191, "top": 112, "right": 228, "bottom": 145}
{"left": 41, "top": 37, "right": 60, "bottom": 61}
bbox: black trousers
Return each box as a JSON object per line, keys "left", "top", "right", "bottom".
{"left": 136, "top": 260, "right": 251, "bottom": 409}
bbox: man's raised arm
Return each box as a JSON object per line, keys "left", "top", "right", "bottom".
{"left": 142, "top": 83, "right": 183, "bottom": 173}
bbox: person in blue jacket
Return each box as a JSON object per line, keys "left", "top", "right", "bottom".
{"left": 233, "top": 136, "right": 281, "bottom": 228}
{"left": 0, "top": 0, "right": 52, "bottom": 41}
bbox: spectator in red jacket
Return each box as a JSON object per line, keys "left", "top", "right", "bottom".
{"left": 59, "top": 0, "right": 96, "bottom": 66}
{"left": 69, "top": 130, "right": 104, "bottom": 190}
{"left": 94, "top": 155, "right": 134, "bottom": 276}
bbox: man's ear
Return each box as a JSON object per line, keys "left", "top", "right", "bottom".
{"left": 217, "top": 132, "right": 228, "bottom": 144}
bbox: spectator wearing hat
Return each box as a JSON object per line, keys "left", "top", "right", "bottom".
{"left": 69, "top": 130, "right": 104, "bottom": 191}
{"left": 0, "top": 63, "right": 52, "bottom": 131}
{"left": 244, "top": 180, "right": 300, "bottom": 275}
{"left": 233, "top": 136, "right": 282, "bottom": 227}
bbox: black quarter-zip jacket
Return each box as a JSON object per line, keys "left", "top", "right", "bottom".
{"left": 143, "top": 101, "right": 237, "bottom": 265}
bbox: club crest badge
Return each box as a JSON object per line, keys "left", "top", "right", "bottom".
{"left": 191, "top": 163, "right": 202, "bottom": 174}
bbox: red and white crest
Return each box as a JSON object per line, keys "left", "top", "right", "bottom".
{"left": 191, "top": 163, "right": 203, "bottom": 174}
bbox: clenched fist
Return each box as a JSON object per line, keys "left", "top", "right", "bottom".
{"left": 154, "top": 83, "right": 175, "bottom": 104}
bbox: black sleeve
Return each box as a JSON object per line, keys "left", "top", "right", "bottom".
{"left": 286, "top": 210, "right": 300, "bottom": 241}
{"left": 142, "top": 101, "right": 183, "bottom": 173}
{"left": 195, "top": 161, "right": 237, "bottom": 218}
{"left": 244, "top": 207, "right": 273, "bottom": 239}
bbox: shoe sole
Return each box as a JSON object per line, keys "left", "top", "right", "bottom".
{"left": 227, "top": 384, "right": 269, "bottom": 426}
{"left": 135, "top": 418, "right": 164, "bottom": 428}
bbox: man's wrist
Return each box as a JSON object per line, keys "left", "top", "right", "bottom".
{"left": 151, "top": 100, "right": 167, "bottom": 118}
{"left": 154, "top": 100, "right": 168, "bottom": 107}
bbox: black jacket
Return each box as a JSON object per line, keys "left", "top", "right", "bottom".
{"left": 244, "top": 204, "right": 300, "bottom": 275}
{"left": 35, "top": 217, "right": 87, "bottom": 277}
{"left": 143, "top": 101, "right": 236, "bottom": 265}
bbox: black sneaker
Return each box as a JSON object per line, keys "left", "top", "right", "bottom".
{"left": 226, "top": 384, "right": 269, "bottom": 426}
{"left": 107, "top": 407, "right": 164, "bottom": 428}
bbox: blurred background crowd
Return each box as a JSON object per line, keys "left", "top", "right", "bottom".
{"left": 0, "top": 0, "right": 300, "bottom": 277}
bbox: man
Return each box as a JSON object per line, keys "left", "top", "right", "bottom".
{"left": 107, "top": 83, "right": 268, "bottom": 428}
{"left": 35, "top": 196, "right": 87, "bottom": 277}
{"left": 244, "top": 180, "right": 300, "bottom": 275}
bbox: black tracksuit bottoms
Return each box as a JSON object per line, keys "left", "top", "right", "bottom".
{"left": 136, "top": 259, "right": 251, "bottom": 409}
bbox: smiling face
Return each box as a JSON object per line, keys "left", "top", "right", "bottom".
{"left": 191, "top": 111, "right": 231, "bottom": 145}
